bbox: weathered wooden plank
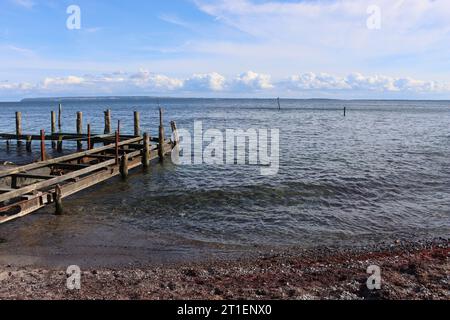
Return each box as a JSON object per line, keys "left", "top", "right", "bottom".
{"left": 0, "top": 159, "right": 116, "bottom": 203}
{"left": 0, "top": 196, "right": 46, "bottom": 224}
{"left": 0, "top": 146, "right": 146, "bottom": 203}
{"left": 85, "top": 154, "right": 115, "bottom": 159}
{"left": 0, "top": 137, "right": 142, "bottom": 178}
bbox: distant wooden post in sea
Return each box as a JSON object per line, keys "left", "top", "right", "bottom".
{"left": 277, "top": 97, "right": 281, "bottom": 110}
{"left": 344, "top": 107, "right": 346, "bottom": 117}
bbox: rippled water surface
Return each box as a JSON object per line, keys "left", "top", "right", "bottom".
{"left": 0, "top": 98, "right": 449, "bottom": 264}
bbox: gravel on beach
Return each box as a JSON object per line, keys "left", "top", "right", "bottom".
{"left": 0, "top": 239, "right": 448, "bottom": 300}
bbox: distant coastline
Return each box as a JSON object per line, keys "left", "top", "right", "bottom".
{"left": 17, "top": 96, "right": 450, "bottom": 103}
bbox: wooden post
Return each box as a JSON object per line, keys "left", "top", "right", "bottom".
{"left": 51, "top": 111, "right": 56, "bottom": 149}
{"left": 104, "top": 109, "right": 111, "bottom": 134}
{"left": 55, "top": 184, "right": 63, "bottom": 215}
{"left": 120, "top": 153, "right": 129, "bottom": 179}
{"left": 58, "top": 104, "right": 62, "bottom": 131}
{"left": 134, "top": 111, "right": 140, "bottom": 137}
{"left": 170, "top": 121, "right": 179, "bottom": 146}
{"left": 117, "top": 120, "right": 121, "bottom": 139}
{"left": 142, "top": 132, "right": 150, "bottom": 168}
{"left": 158, "top": 108, "right": 165, "bottom": 162}
{"left": 6, "top": 140, "right": 10, "bottom": 150}
{"left": 11, "top": 176, "right": 18, "bottom": 189}
{"left": 115, "top": 130, "right": 119, "bottom": 165}
{"left": 87, "top": 123, "right": 91, "bottom": 150}
{"left": 15, "top": 112, "right": 22, "bottom": 146}
{"left": 76, "top": 112, "right": 83, "bottom": 150}
{"left": 40, "top": 129, "right": 46, "bottom": 161}
{"left": 26, "top": 135, "right": 32, "bottom": 152}
{"left": 57, "top": 135, "right": 63, "bottom": 152}
{"left": 344, "top": 107, "right": 346, "bottom": 117}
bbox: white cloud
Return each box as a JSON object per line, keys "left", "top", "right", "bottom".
{"left": 233, "top": 71, "right": 273, "bottom": 90}
{"left": 285, "top": 72, "right": 450, "bottom": 94}
{"left": 129, "top": 70, "right": 184, "bottom": 90}
{"left": 2, "top": 70, "right": 450, "bottom": 99}
{"left": 184, "top": 72, "right": 226, "bottom": 91}
{"left": 42, "top": 76, "right": 85, "bottom": 88}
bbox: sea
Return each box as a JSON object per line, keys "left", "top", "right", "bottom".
{"left": 0, "top": 98, "right": 448, "bottom": 266}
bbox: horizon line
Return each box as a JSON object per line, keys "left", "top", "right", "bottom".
{"left": 1, "top": 95, "right": 450, "bottom": 103}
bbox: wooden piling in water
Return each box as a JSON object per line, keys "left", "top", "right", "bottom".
{"left": 58, "top": 104, "right": 62, "bottom": 131}
{"left": 120, "top": 153, "right": 129, "bottom": 179}
{"left": 115, "top": 131, "right": 119, "bottom": 165}
{"left": 76, "top": 112, "right": 83, "bottom": 150}
{"left": 55, "top": 184, "right": 63, "bottom": 215}
{"left": 57, "top": 134, "right": 63, "bottom": 152}
{"left": 51, "top": 111, "right": 56, "bottom": 149}
{"left": 142, "top": 132, "right": 150, "bottom": 168}
{"left": 40, "top": 129, "right": 46, "bottom": 161}
{"left": 87, "top": 124, "right": 91, "bottom": 150}
{"left": 170, "top": 120, "right": 179, "bottom": 146}
{"left": 104, "top": 109, "right": 111, "bottom": 134}
{"left": 134, "top": 111, "right": 140, "bottom": 137}
{"left": 158, "top": 108, "right": 165, "bottom": 162}
{"left": 15, "top": 112, "right": 22, "bottom": 146}
{"left": 26, "top": 135, "right": 32, "bottom": 152}
{"left": 344, "top": 107, "right": 346, "bottom": 117}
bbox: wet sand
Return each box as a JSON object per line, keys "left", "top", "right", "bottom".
{"left": 0, "top": 239, "right": 448, "bottom": 300}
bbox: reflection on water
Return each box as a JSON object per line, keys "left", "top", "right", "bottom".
{"left": 0, "top": 98, "right": 449, "bottom": 265}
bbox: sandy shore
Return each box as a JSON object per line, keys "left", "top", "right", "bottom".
{"left": 0, "top": 239, "right": 448, "bottom": 300}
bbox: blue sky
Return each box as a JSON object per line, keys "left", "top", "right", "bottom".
{"left": 1, "top": 0, "right": 450, "bottom": 100}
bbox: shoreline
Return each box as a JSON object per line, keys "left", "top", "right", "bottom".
{"left": 0, "top": 238, "right": 448, "bottom": 300}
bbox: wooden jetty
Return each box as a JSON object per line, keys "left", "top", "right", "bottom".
{"left": 0, "top": 108, "right": 178, "bottom": 224}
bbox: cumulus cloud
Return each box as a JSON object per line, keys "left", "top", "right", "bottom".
{"left": 184, "top": 72, "right": 226, "bottom": 91}
{"left": 42, "top": 76, "right": 85, "bottom": 88}
{"left": 285, "top": 72, "right": 450, "bottom": 93}
{"left": 129, "top": 70, "right": 183, "bottom": 90}
{"left": 2, "top": 70, "right": 450, "bottom": 99}
{"left": 233, "top": 71, "right": 273, "bottom": 90}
